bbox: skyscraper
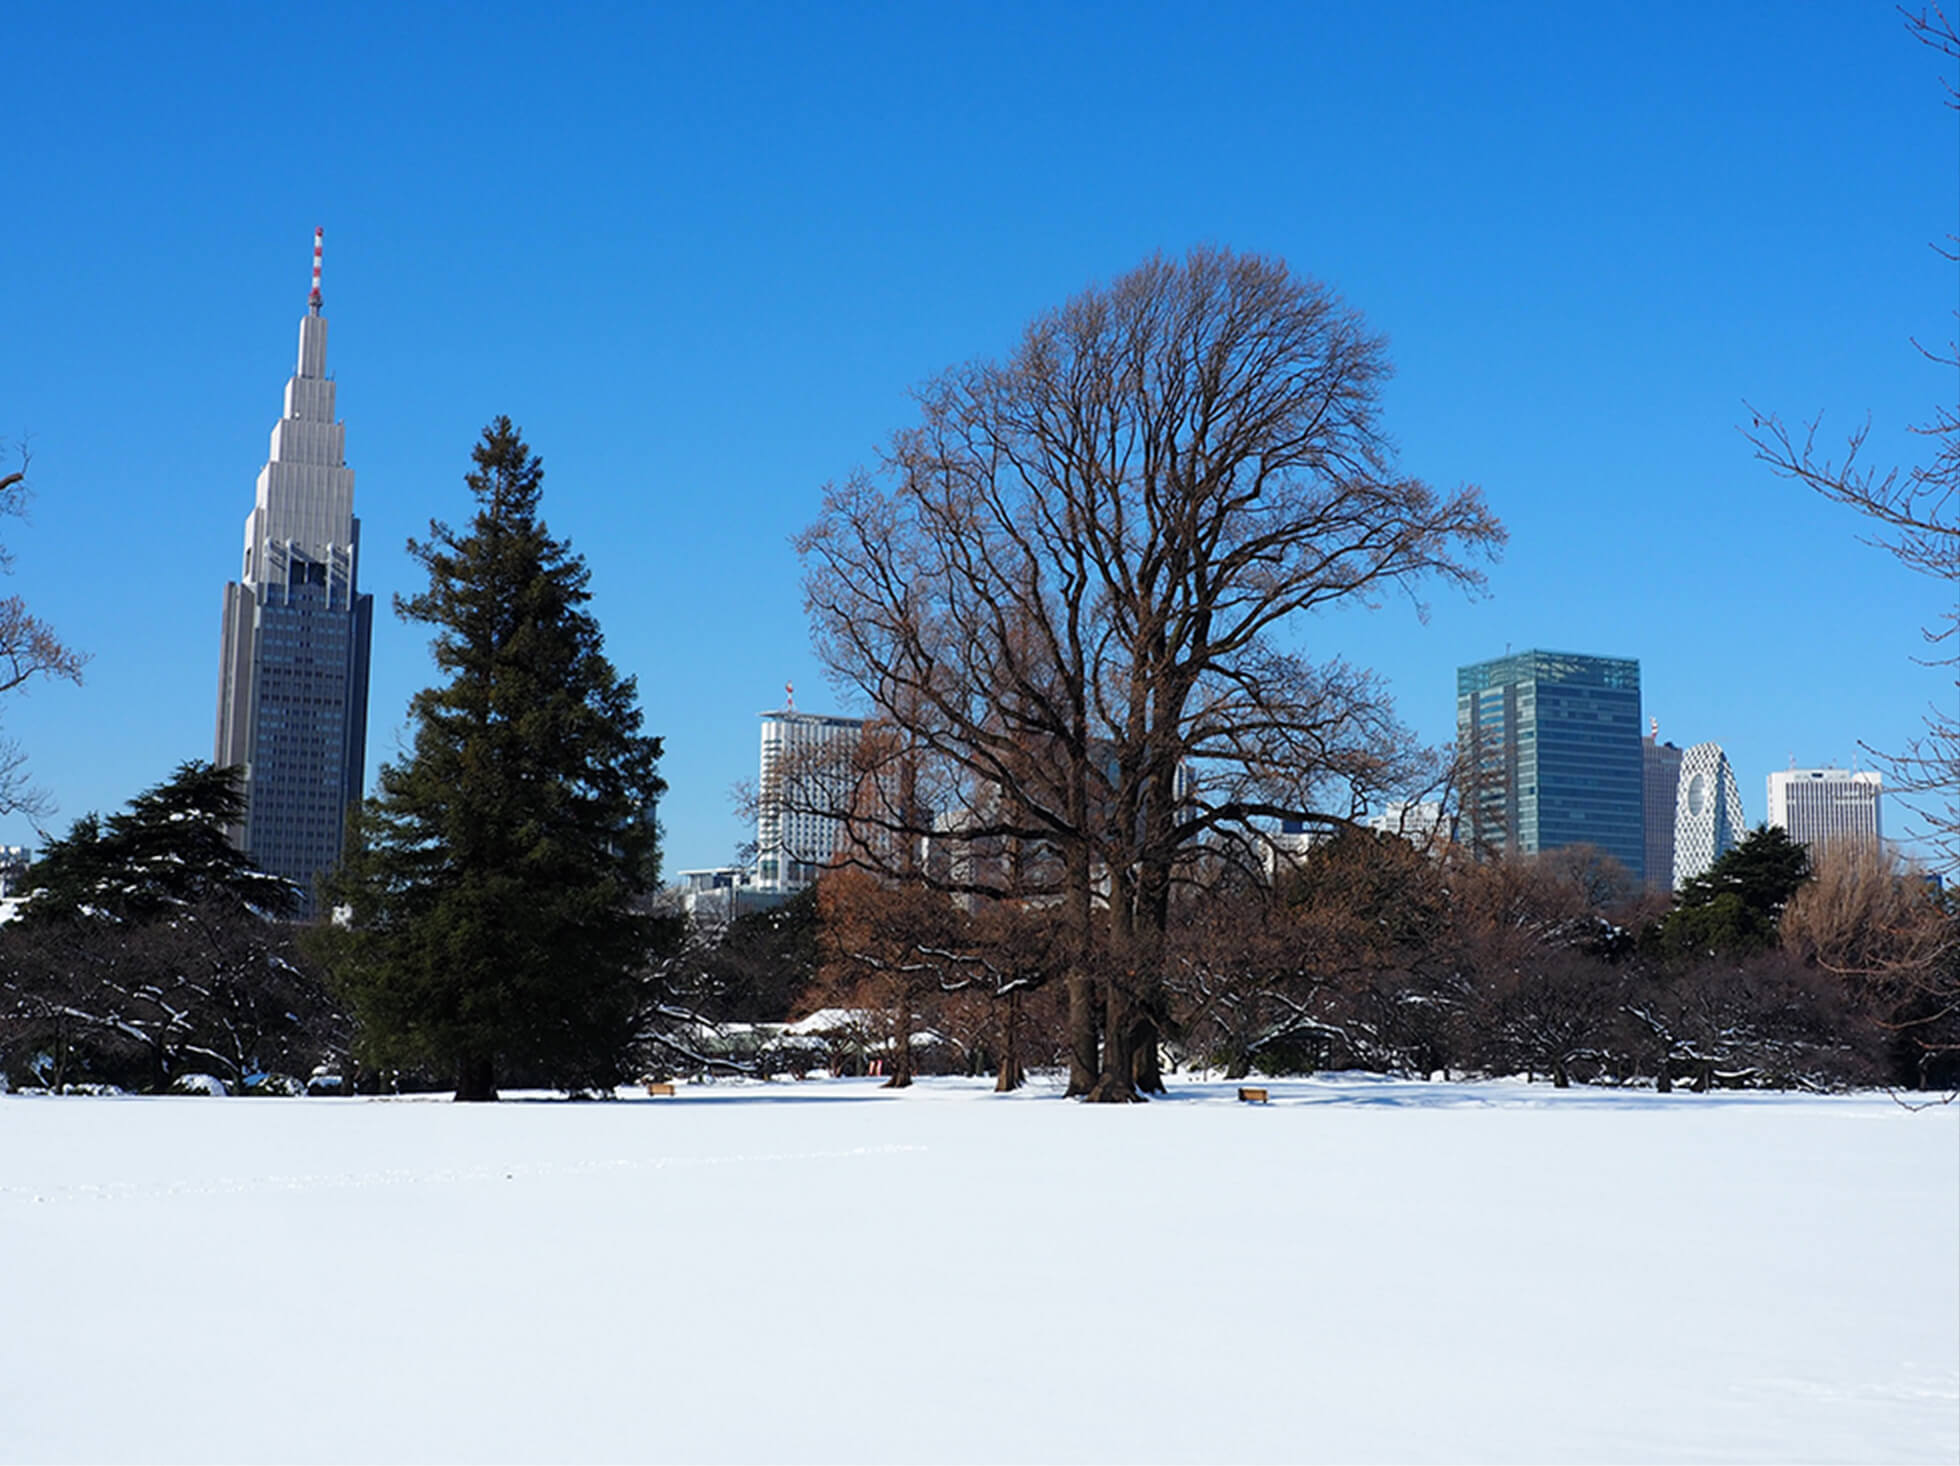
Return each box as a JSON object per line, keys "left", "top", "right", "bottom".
{"left": 1766, "top": 768, "right": 1883, "bottom": 855}
{"left": 215, "top": 230, "right": 374, "bottom": 908}
{"left": 1672, "top": 741, "right": 1745, "bottom": 889}
{"left": 1642, "top": 721, "right": 1683, "bottom": 892}
{"left": 1457, "top": 650, "right": 1645, "bottom": 880}
{"left": 754, "top": 704, "right": 866, "bottom": 893}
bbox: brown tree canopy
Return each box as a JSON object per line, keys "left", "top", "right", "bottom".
{"left": 799, "top": 247, "right": 1502, "bottom": 1099}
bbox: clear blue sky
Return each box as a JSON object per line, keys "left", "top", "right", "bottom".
{"left": 2, "top": 2, "right": 1954, "bottom": 874}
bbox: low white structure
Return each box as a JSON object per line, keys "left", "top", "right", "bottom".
{"left": 1766, "top": 768, "right": 1882, "bottom": 855}
{"left": 1366, "top": 800, "right": 1451, "bottom": 848}
{"left": 675, "top": 866, "right": 783, "bottom": 930}
{"left": 1673, "top": 742, "right": 1745, "bottom": 890}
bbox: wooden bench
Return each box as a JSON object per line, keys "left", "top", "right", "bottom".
{"left": 645, "top": 1081, "right": 676, "bottom": 1097}
{"left": 1237, "top": 1086, "right": 1269, "bottom": 1104}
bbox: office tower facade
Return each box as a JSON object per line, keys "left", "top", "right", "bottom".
{"left": 1457, "top": 650, "right": 1645, "bottom": 880}
{"left": 1672, "top": 741, "right": 1745, "bottom": 889}
{"left": 215, "top": 230, "right": 374, "bottom": 908}
{"left": 1766, "top": 768, "right": 1883, "bottom": 855}
{"left": 754, "top": 707, "right": 866, "bottom": 893}
{"left": 1643, "top": 723, "right": 1683, "bottom": 892}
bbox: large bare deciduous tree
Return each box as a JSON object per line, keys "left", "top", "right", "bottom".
{"left": 0, "top": 441, "right": 86, "bottom": 820}
{"left": 1745, "top": 7, "right": 1960, "bottom": 868}
{"left": 799, "top": 247, "right": 1502, "bottom": 1100}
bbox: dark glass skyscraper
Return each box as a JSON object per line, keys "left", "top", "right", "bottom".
{"left": 1456, "top": 650, "right": 1645, "bottom": 881}
{"left": 1643, "top": 725, "right": 1683, "bottom": 893}
{"left": 214, "top": 231, "right": 373, "bottom": 908}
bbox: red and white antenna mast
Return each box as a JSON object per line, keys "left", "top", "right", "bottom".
{"left": 785, "top": 680, "right": 795, "bottom": 711}
{"left": 308, "top": 227, "right": 324, "bottom": 312}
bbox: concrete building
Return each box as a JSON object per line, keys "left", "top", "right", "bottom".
{"left": 0, "top": 845, "right": 31, "bottom": 899}
{"left": 1766, "top": 768, "right": 1883, "bottom": 855}
{"left": 1672, "top": 742, "right": 1745, "bottom": 889}
{"left": 1366, "top": 800, "right": 1452, "bottom": 849}
{"left": 676, "top": 866, "right": 784, "bottom": 930}
{"left": 1642, "top": 722, "right": 1683, "bottom": 892}
{"left": 214, "top": 230, "right": 373, "bottom": 910}
{"left": 754, "top": 706, "right": 866, "bottom": 893}
{"left": 1457, "top": 650, "right": 1645, "bottom": 880}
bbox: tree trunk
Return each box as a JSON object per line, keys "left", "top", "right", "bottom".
{"left": 1064, "top": 968, "right": 1099, "bottom": 1097}
{"left": 1656, "top": 1052, "right": 1672, "bottom": 1093}
{"left": 1088, "top": 978, "right": 1144, "bottom": 1103}
{"left": 883, "top": 987, "right": 914, "bottom": 1089}
{"left": 455, "top": 1053, "right": 498, "bottom": 1102}
{"left": 994, "top": 990, "right": 1024, "bottom": 1092}
{"left": 1132, "top": 1020, "right": 1164, "bottom": 1093}
{"left": 1552, "top": 1057, "right": 1570, "bottom": 1089}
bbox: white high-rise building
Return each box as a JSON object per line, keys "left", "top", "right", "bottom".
{"left": 214, "top": 230, "right": 373, "bottom": 909}
{"left": 1672, "top": 742, "right": 1745, "bottom": 889}
{"left": 755, "top": 706, "right": 865, "bottom": 893}
{"left": 1766, "top": 768, "right": 1882, "bottom": 855}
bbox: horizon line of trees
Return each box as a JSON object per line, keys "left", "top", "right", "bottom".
{"left": 5, "top": 142, "right": 1959, "bottom": 1101}
{"left": 661, "top": 822, "right": 1955, "bottom": 1097}
{"left": 11, "top": 739, "right": 1950, "bottom": 1099}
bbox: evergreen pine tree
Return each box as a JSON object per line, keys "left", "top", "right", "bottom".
{"left": 20, "top": 760, "right": 298, "bottom": 924}
{"left": 324, "top": 418, "right": 665, "bottom": 1100}
{"left": 1654, "top": 824, "right": 1813, "bottom": 959}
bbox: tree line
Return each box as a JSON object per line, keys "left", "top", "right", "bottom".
{"left": 2, "top": 767, "right": 1951, "bottom": 1096}
{"left": 743, "top": 826, "right": 1958, "bottom": 1095}
{"left": 0, "top": 233, "right": 1954, "bottom": 1100}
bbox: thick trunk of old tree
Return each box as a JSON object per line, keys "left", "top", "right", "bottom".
{"left": 883, "top": 983, "right": 915, "bottom": 1089}
{"left": 1132, "top": 1025, "right": 1164, "bottom": 1093}
{"left": 1064, "top": 968, "right": 1100, "bottom": 1096}
{"left": 1088, "top": 973, "right": 1147, "bottom": 1103}
{"left": 1062, "top": 838, "right": 1101, "bottom": 1096}
{"left": 1086, "top": 868, "right": 1144, "bottom": 1102}
{"left": 454, "top": 1052, "right": 498, "bottom": 1103}
{"left": 994, "top": 989, "right": 1025, "bottom": 1092}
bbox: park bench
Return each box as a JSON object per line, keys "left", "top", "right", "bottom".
{"left": 1237, "top": 1086, "right": 1269, "bottom": 1104}
{"left": 645, "top": 1081, "right": 676, "bottom": 1097}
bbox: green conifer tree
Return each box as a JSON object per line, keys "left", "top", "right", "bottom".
{"left": 324, "top": 418, "right": 665, "bottom": 1100}
{"left": 1654, "top": 824, "right": 1813, "bottom": 960}
{"left": 20, "top": 760, "right": 298, "bottom": 924}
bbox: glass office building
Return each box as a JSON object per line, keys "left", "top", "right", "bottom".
{"left": 1457, "top": 650, "right": 1645, "bottom": 881}
{"left": 214, "top": 232, "right": 373, "bottom": 910}
{"left": 1643, "top": 726, "right": 1683, "bottom": 894}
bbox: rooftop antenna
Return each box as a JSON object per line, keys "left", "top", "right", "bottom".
{"left": 785, "top": 680, "right": 794, "bottom": 712}
{"left": 1649, "top": 716, "right": 1659, "bottom": 740}
{"left": 308, "top": 227, "right": 324, "bottom": 314}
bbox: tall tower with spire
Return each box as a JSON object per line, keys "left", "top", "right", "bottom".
{"left": 215, "top": 229, "right": 374, "bottom": 909}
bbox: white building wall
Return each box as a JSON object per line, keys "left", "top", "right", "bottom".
{"left": 755, "top": 710, "right": 866, "bottom": 893}
{"left": 1766, "top": 769, "right": 1882, "bottom": 854}
{"left": 1673, "top": 742, "right": 1745, "bottom": 890}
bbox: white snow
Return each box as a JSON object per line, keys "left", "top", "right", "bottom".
{"left": 2, "top": 1075, "right": 1954, "bottom": 1464}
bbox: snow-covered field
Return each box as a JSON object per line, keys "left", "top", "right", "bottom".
{"left": 3, "top": 1076, "right": 1955, "bottom": 1464}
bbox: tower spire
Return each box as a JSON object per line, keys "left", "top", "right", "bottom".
{"left": 308, "top": 227, "right": 324, "bottom": 314}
